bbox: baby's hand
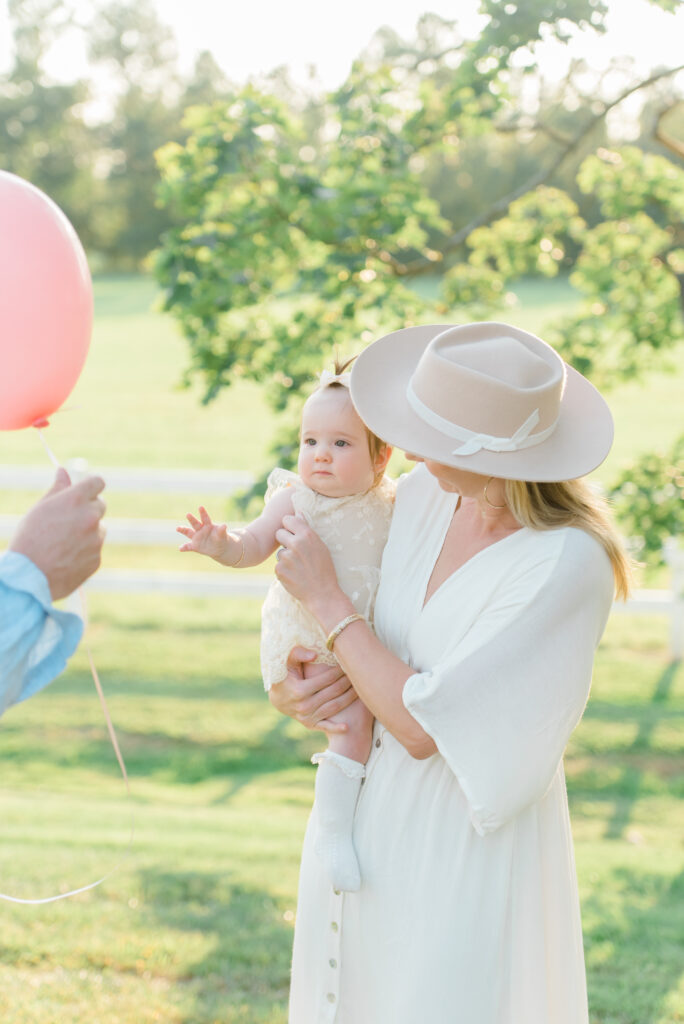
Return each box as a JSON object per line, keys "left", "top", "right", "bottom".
{"left": 177, "top": 506, "right": 230, "bottom": 561}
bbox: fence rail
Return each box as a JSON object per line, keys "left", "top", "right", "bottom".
{"left": 1, "top": 463, "right": 682, "bottom": 657}
{"left": 0, "top": 463, "right": 254, "bottom": 495}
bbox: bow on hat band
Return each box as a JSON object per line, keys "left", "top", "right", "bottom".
{"left": 406, "top": 382, "right": 558, "bottom": 457}
{"left": 319, "top": 370, "right": 351, "bottom": 388}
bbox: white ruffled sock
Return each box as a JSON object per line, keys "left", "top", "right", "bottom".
{"left": 311, "top": 750, "right": 366, "bottom": 893}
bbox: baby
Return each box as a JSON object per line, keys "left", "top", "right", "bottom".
{"left": 177, "top": 363, "right": 394, "bottom": 891}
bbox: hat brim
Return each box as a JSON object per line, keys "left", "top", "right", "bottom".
{"left": 349, "top": 324, "right": 614, "bottom": 482}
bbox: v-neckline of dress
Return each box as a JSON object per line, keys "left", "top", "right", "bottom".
{"left": 420, "top": 502, "right": 529, "bottom": 614}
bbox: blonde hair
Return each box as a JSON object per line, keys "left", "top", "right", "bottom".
{"left": 504, "top": 477, "right": 633, "bottom": 600}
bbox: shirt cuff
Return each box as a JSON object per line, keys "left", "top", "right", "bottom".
{"left": 0, "top": 551, "right": 84, "bottom": 711}
{"left": 0, "top": 550, "right": 54, "bottom": 607}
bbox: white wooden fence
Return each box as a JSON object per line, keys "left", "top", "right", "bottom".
{"left": 1, "top": 461, "right": 682, "bottom": 657}
{"left": 0, "top": 461, "right": 270, "bottom": 598}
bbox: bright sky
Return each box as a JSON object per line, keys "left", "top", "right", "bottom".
{"left": 0, "top": 0, "right": 683, "bottom": 92}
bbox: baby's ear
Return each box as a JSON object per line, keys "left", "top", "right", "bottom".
{"left": 375, "top": 444, "right": 393, "bottom": 474}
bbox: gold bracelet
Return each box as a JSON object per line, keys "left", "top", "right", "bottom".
{"left": 325, "top": 613, "right": 365, "bottom": 651}
{"left": 229, "top": 533, "right": 245, "bottom": 567}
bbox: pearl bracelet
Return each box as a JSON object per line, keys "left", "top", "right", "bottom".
{"left": 325, "top": 613, "right": 365, "bottom": 652}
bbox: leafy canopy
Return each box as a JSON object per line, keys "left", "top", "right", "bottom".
{"left": 152, "top": 0, "right": 684, "bottom": 557}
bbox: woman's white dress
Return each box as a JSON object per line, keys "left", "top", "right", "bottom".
{"left": 289, "top": 464, "right": 614, "bottom": 1024}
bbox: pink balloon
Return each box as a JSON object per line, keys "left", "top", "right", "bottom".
{"left": 0, "top": 171, "right": 93, "bottom": 430}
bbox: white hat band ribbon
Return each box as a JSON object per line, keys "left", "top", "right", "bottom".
{"left": 406, "top": 381, "right": 558, "bottom": 456}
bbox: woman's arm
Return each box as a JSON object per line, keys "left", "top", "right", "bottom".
{"left": 274, "top": 515, "right": 437, "bottom": 759}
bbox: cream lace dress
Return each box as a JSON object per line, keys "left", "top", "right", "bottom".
{"left": 260, "top": 469, "right": 395, "bottom": 690}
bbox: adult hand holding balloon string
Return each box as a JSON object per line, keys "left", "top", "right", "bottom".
{"left": 9, "top": 466, "right": 106, "bottom": 599}
{"left": 0, "top": 171, "right": 130, "bottom": 904}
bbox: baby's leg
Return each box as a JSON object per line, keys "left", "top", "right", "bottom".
{"left": 326, "top": 697, "right": 374, "bottom": 764}
{"left": 312, "top": 696, "right": 374, "bottom": 893}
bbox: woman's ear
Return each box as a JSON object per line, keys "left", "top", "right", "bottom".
{"left": 374, "top": 444, "right": 393, "bottom": 475}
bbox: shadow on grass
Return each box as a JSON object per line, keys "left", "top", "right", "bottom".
{"left": 138, "top": 868, "right": 292, "bottom": 1023}
{"left": 570, "top": 660, "right": 683, "bottom": 840}
{"left": 2, "top": 689, "right": 317, "bottom": 790}
{"left": 51, "top": 666, "right": 263, "bottom": 701}
{"left": 585, "top": 864, "right": 684, "bottom": 1024}
{"left": 602, "top": 660, "right": 681, "bottom": 840}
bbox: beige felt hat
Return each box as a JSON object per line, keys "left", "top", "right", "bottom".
{"left": 349, "top": 322, "right": 614, "bottom": 482}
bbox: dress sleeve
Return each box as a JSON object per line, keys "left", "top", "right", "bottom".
{"left": 264, "top": 467, "right": 300, "bottom": 504}
{"left": 402, "top": 530, "right": 614, "bottom": 836}
{"left": 0, "top": 552, "right": 83, "bottom": 716}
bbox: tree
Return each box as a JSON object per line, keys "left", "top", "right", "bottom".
{"left": 0, "top": 0, "right": 197, "bottom": 264}
{"left": 152, "top": 0, "right": 684, "bottom": 551}
{"left": 84, "top": 2, "right": 243, "bottom": 265}
{"left": 0, "top": 0, "right": 97, "bottom": 246}
{"left": 83, "top": 0, "right": 188, "bottom": 265}
{"left": 608, "top": 435, "right": 684, "bottom": 566}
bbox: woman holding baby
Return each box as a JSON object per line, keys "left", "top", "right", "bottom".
{"left": 271, "top": 321, "right": 630, "bottom": 1024}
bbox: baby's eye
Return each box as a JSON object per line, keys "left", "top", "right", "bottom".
{"left": 334, "top": 440, "right": 349, "bottom": 447}
{"left": 303, "top": 438, "right": 316, "bottom": 446}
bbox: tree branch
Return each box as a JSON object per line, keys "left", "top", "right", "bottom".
{"left": 654, "top": 103, "right": 684, "bottom": 160}
{"left": 395, "top": 62, "right": 684, "bottom": 277}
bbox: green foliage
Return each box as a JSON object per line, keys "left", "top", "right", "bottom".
{"left": 468, "top": 186, "right": 585, "bottom": 279}
{"left": 1, "top": 0, "right": 234, "bottom": 267}
{"left": 153, "top": 9, "right": 684, "bottom": 436}
{"left": 83, "top": 0, "right": 189, "bottom": 265}
{"left": 152, "top": 1, "right": 634, "bottom": 424}
{"left": 441, "top": 261, "right": 510, "bottom": 315}
{"left": 153, "top": 72, "right": 447, "bottom": 420}
{"left": 441, "top": 187, "right": 588, "bottom": 318}
{"left": 649, "top": 0, "right": 684, "bottom": 11}
{"left": 578, "top": 146, "right": 684, "bottom": 222}
{"left": 608, "top": 435, "right": 684, "bottom": 566}
{"left": 476, "top": 0, "right": 608, "bottom": 53}
{"left": 0, "top": 2, "right": 96, "bottom": 245}
{"left": 542, "top": 147, "right": 684, "bottom": 385}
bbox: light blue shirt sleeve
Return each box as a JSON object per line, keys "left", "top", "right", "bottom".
{"left": 0, "top": 551, "right": 84, "bottom": 717}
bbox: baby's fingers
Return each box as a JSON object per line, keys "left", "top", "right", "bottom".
{"left": 176, "top": 525, "right": 193, "bottom": 538}
{"left": 199, "top": 506, "right": 213, "bottom": 526}
{"left": 186, "top": 512, "right": 202, "bottom": 530}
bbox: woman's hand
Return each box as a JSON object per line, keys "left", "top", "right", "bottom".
{"left": 269, "top": 646, "right": 359, "bottom": 733}
{"left": 274, "top": 514, "right": 345, "bottom": 619}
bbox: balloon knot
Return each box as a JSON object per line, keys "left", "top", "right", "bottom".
{"left": 32, "top": 417, "right": 50, "bottom": 429}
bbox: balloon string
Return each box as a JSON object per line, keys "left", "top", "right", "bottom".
{"left": 37, "top": 428, "right": 60, "bottom": 468}
{"left": 84, "top": 623, "right": 131, "bottom": 801}
{"left": 0, "top": 438, "right": 135, "bottom": 905}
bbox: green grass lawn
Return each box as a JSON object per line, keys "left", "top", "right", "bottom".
{"left": 0, "top": 600, "right": 681, "bottom": 1023}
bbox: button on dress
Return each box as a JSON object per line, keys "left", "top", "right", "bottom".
{"left": 288, "top": 464, "right": 614, "bottom": 1024}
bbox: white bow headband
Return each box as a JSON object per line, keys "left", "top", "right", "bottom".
{"left": 318, "top": 369, "right": 351, "bottom": 389}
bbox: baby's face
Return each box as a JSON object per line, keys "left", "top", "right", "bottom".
{"left": 298, "top": 387, "right": 377, "bottom": 498}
